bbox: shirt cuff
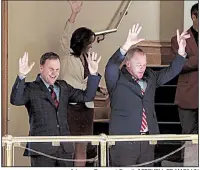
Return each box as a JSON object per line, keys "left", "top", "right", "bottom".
{"left": 182, "top": 52, "right": 187, "bottom": 58}
{"left": 18, "top": 74, "right": 26, "bottom": 80}
{"left": 120, "top": 48, "right": 127, "bottom": 56}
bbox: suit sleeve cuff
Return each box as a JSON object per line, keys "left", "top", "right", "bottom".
{"left": 120, "top": 48, "right": 127, "bottom": 56}
{"left": 18, "top": 74, "right": 26, "bottom": 80}
{"left": 89, "top": 73, "right": 101, "bottom": 78}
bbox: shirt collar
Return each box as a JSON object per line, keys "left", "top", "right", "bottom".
{"left": 191, "top": 26, "right": 198, "bottom": 35}
{"left": 40, "top": 75, "right": 56, "bottom": 89}
{"left": 132, "top": 77, "right": 138, "bottom": 82}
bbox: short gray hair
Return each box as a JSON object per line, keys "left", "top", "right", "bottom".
{"left": 125, "top": 47, "right": 145, "bottom": 62}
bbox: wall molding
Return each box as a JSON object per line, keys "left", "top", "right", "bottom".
{"left": 2, "top": 0, "right": 8, "bottom": 136}
{"left": 138, "top": 40, "right": 171, "bottom": 65}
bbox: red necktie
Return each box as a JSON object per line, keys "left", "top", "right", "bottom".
{"left": 49, "top": 85, "right": 59, "bottom": 109}
{"left": 140, "top": 88, "right": 147, "bottom": 131}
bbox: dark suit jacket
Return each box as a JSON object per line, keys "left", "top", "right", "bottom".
{"left": 171, "top": 28, "right": 198, "bottom": 109}
{"left": 105, "top": 48, "right": 186, "bottom": 135}
{"left": 10, "top": 74, "right": 101, "bottom": 156}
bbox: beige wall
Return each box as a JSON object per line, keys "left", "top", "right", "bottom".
{"left": 7, "top": 1, "right": 183, "bottom": 166}
{"left": 160, "top": 1, "right": 184, "bottom": 40}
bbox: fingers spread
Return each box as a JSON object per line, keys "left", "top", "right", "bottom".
{"left": 87, "top": 52, "right": 92, "bottom": 63}
{"left": 182, "top": 34, "right": 191, "bottom": 39}
{"left": 22, "top": 52, "right": 26, "bottom": 63}
{"left": 132, "top": 24, "right": 136, "bottom": 33}
{"left": 128, "top": 29, "right": 131, "bottom": 36}
{"left": 135, "top": 23, "right": 139, "bottom": 33}
{"left": 136, "top": 26, "right": 142, "bottom": 35}
{"left": 19, "top": 57, "right": 22, "bottom": 66}
{"left": 97, "top": 56, "right": 101, "bottom": 63}
{"left": 30, "top": 62, "right": 35, "bottom": 69}
{"left": 94, "top": 53, "right": 97, "bottom": 61}
{"left": 176, "top": 29, "right": 180, "bottom": 42}
{"left": 25, "top": 52, "right": 28, "bottom": 63}
{"left": 180, "top": 31, "right": 188, "bottom": 37}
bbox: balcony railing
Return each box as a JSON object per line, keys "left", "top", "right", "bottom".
{"left": 2, "top": 134, "right": 198, "bottom": 167}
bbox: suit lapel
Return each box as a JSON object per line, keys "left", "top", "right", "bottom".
{"left": 142, "top": 69, "right": 152, "bottom": 95}
{"left": 56, "top": 81, "right": 64, "bottom": 111}
{"left": 121, "top": 67, "right": 154, "bottom": 97}
{"left": 35, "top": 75, "right": 57, "bottom": 109}
{"left": 187, "top": 28, "right": 198, "bottom": 57}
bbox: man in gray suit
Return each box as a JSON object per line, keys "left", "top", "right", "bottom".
{"left": 10, "top": 52, "right": 101, "bottom": 166}
{"left": 105, "top": 24, "right": 190, "bottom": 167}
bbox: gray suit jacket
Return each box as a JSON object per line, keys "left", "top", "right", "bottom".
{"left": 10, "top": 74, "right": 101, "bottom": 156}
{"left": 105, "top": 48, "right": 186, "bottom": 135}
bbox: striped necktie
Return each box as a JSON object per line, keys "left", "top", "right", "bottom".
{"left": 49, "top": 85, "right": 59, "bottom": 109}
{"left": 135, "top": 78, "right": 148, "bottom": 132}
{"left": 140, "top": 88, "right": 147, "bottom": 131}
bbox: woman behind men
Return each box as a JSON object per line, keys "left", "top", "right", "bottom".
{"left": 59, "top": 1, "right": 107, "bottom": 167}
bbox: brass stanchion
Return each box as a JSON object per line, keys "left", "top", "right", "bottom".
{"left": 1, "top": 134, "right": 198, "bottom": 166}
{"left": 4, "top": 135, "right": 14, "bottom": 166}
{"left": 5, "top": 143, "right": 13, "bottom": 166}
{"left": 100, "top": 134, "right": 107, "bottom": 167}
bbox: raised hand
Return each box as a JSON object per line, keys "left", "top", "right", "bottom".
{"left": 176, "top": 29, "right": 190, "bottom": 57}
{"left": 19, "top": 52, "right": 35, "bottom": 76}
{"left": 122, "top": 23, "right": 145, "bottom": 52}
{"left": 86, "top": 52, "right": 101, "bottom": 75}
{"left": 69, "top": 1, "right": 83, "bottom": 13}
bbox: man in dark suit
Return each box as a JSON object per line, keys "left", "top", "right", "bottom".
{"left": 10, "top": 52, "right": 101, "bottom": 167}
{"left": 105, "top": 24, "right": 190, "bottom": 167}
{"left": 171, "top": 3, "right": 198, "bottom": 135}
